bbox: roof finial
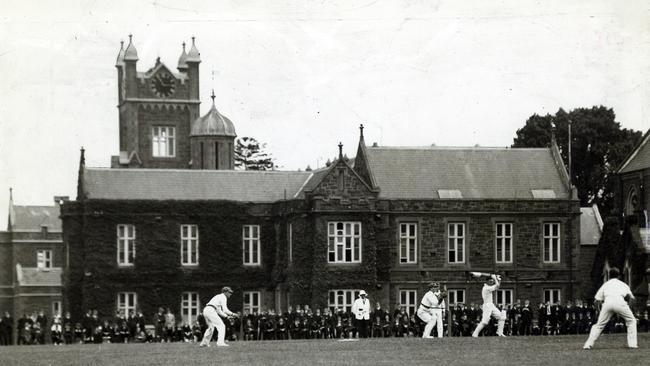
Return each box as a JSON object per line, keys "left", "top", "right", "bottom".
{"left": 338, "top": 142, "right": 343, "bottom": 160}
{"left": 192, "top": 36, "right": 195, "bottom": 45}
{"left": 120, "top": 40, "right": 124, "bottom": 49}
{"left": 9, "top": 187, "right": 12, "bottom": 201}
{"left": 550, "top": 119, "right": 557, "bottom": 146}
{"left": 211, "top": 89, "right": 216, "bottom": 104}
{"left": 128, "top": 34, "right": 133, "bottom": 44}
{"left": 359, "top": 123, "right": 364, "bottom": 139}
{"left": 182, "top": 41, "right": 186, "bottom": 51}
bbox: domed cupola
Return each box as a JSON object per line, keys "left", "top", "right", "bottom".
{"left": 189, "top": 91, "right": 236, "bottom": 170}
{"left": 190, "top": 94, "right": 237, "bottom": 138}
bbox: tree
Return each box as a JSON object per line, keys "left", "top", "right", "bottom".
{"left": 234, "top": 137, "right": 275, "bottom": 170}
{"left": 512, "top": 106, "right": 642, "bottom": 216}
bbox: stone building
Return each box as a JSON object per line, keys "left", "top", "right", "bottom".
{"left": 60, "top": 37, "right": 586, "bottom": 325}
{"left": 595, "top": 129, "right": 650, "bottom": 304}
{"left": 0, "top": 190, "right": 66, "bottom": 342}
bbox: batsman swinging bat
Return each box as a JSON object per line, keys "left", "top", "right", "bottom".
{"left": 469, "top": 272, "right": 502, "bottom": 280}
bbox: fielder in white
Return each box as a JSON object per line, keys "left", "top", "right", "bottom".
{"left": 472, "top": 274, "right": 506, "bottom": 337}
{"left": 417, "top": 282, "right": 446, "bottom": 338}
{"left": 583, "top": 267, "right": 637, "bottom": 349}
{"left": 200, "top": 286, "right": 238, "bottom": 347}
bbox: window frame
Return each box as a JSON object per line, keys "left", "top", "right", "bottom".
{"left": 542, "top": 222, "right": 561, "bottom": 263}
{"left": 243, "top": 225, "right": 261, "bottom": 266}
{"left": 117, "top": 224, "right": 136, "bottom": 267}
{"left": 495, "top": 289, "right": 514, "bottom": 308}
{"left": 152, "top": 126, "right": 176, "bottom": 158}
{"left": 37, "top": 249, "right": 53, "bottom": 271}
{"left": 327, "top": 222, "right": 362, "bottom": 264}
{"left": 399, "top": 222, "right": 418, "bottom": 264}
{"left": 117, "top": 292, "right": 137, "bottom": 316}
{"left": 495, "top": 222, "right": 513, "bottom": 264}
{"left": 447, "top": 289, "right": 465, "bottom": 306}
{"left": 181, "top": 292, "right": 200, "bottom": 325}
{"left": 180, "top": 224, "right": 199, "bottom": 266}
{"left": 288, "top": 223, "right": 293, "bottom": 264}
{"left": 398, "top": 289, "right": 418, "bottom": 315}
{"left": 243, "top": 291, "right": 261, "bottom": 314}
{"left": 328, "top": 289, "right": 361, "bottom": 314}
{"left": 543, "top": 289, "right": 561, "bottom": 305}
{"left": 447, "top": 222, "right": 466, "bottom": 264}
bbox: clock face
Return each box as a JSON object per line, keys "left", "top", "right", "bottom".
{"left": 150, "top": 72, "right": 176, "bottom": 98}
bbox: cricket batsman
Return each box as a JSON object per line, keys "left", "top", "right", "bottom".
{"left": 471, "top": 273, "right": 506, "bottom": 337}
{"left": 417, "top": 282, "right": 446, "bottom": 338}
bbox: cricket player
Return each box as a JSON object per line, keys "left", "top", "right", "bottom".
{"left": 200, "top": 286, "right": 238, "bottom": 347}
{"left": 471, "top": 274, "right": 506, "bottom": 337}
{"left": 352, "top": 290, "right": 371, "bottom": 338}
{"left": 417, "top": 282, "right": 446, "bottom": 338}
{"left": 583, "top": 267, "right": 637, "bottom": 349}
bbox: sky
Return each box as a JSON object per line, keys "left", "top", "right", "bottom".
{"left": 1, "top": 0, "right": 649, "bottom": 227}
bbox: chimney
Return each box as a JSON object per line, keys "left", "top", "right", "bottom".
{"left": 54, "top": 196, "right": 70, "bottom": 206}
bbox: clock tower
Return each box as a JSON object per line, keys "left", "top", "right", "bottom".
{"left": 113, "top": 36, "right": 201, "bottom": 169}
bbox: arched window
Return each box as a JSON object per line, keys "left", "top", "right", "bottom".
{"left": 602, "top": 261, "right": 611, "bottom": 282}
{"left": 623, "top": 260, "right": 632, "bottom": 285}
{"left": 625, "top": 187, "right": 639, "bottom": 216}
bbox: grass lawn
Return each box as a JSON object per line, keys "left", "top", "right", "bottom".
{"left": 0, "top": 333, "right": 648, "bottom": 366}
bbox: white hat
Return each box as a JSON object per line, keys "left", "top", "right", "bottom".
{"left": 359, "top": 290, "right": 367, "bottom": 296}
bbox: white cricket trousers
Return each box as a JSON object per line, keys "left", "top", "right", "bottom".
{"left": 201, "top": 306, "right": 226, "bottom": 345}
{"left": 584, "top": 302, "right": 637, "bottom": 348}
{"left": 472, "top": 303, "right": 505, "bottom": 337}
{"left": 417, "top": 308, "right": 443, "bottom": 338}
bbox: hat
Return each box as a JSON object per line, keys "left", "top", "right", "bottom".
{"left": 222, "top": 286, "right": 234, "bottom": 294}
{"left": 359, "top": 290, "right": 367, "bottom": 296}
{"left": 428, "top": 282, "right": 440, "bottom": 289}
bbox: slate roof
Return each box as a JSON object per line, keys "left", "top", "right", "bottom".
{"left": 10, "top": 205, "right": 61, "bottom": 232}
{"left": 83, "top": 168, "right": 313, "bottom": 202}
{"left": 364, "top": 146, "right": 570, "bottom": 199}
{"left": 580, "top": 205, "right": 603, "bottom": 245}
{"left": 18, "top": 267, "right": 62, "bottom": 286}
{"left": 618, "top": 129, "right": 650, "bottom": 174}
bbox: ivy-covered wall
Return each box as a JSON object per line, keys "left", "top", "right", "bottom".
{"left": 62, "top": 178, "right": 583, "bottom": 320}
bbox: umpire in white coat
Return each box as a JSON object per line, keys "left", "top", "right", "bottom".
{"left": 352, "top": 290, "right": 371, "bottom": 338}
{"left": 583, "top": 267, "right": 637, "bottom": 349}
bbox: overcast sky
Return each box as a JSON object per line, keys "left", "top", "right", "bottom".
{"left": 1, "top": 0, "right": 649, "bottom": 226}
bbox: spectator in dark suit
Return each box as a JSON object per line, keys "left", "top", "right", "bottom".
{"left": 0, "top": 311, "right": 12, "bottom": 345}
{"left": 520, "top": 300, "right": 533, "bottom": 336}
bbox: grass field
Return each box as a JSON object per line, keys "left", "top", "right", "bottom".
{"left": 0, "top": 333, "right": 648, "bottom": 366}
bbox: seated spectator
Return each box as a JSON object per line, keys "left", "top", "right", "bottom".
{"left": 51, "top": 317, "right": 63, "bottom": 345}
{"left": 73, "top": 323, "right": 84, "bottom": 344}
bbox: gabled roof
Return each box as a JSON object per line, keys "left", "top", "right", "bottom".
{"left": 364, "top": 146, "right": 570, "bottom": 199}
{"left": 10, "top": 205, "right": 61, "bottom": 232}
{"left": 82, "top": 168, "right": 313, "bottom": 202}
{"left": 580, "top": 205, "right": 603, "bottom": 245}
{"left": 618, "top": 129, "right": 650, "bottom": 174}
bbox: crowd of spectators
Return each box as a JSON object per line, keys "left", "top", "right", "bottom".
{"left": 1, "top": 300, "right": 649, "bottom": 345}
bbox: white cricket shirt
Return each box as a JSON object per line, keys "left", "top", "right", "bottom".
{"left": 594, "top": 278, "right": 633, "bottom": 305}
{"left": 207, "top": 293, "right": 232, "bottom": 316}
{"left": 482, "top": 284, "right": 498, "bottom": 305}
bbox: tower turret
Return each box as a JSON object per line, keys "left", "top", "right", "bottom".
{"left": 189, "top": 91, "right": 236, "bottom": 170}
{"left": 185, "top": 37, "right": 201, "bottom": 100}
